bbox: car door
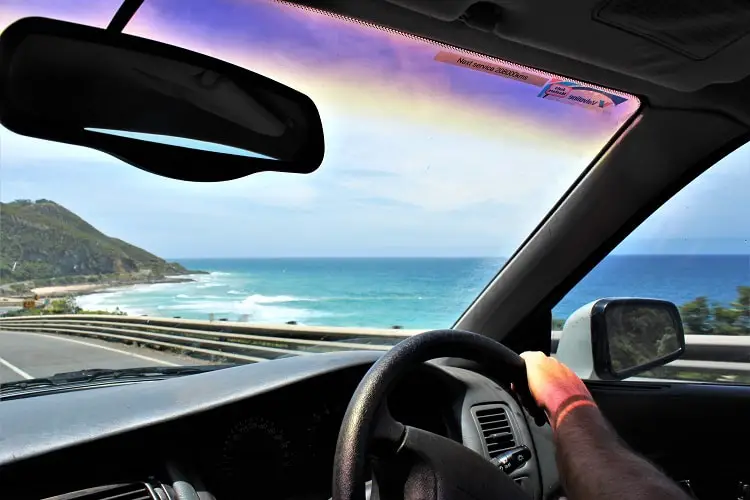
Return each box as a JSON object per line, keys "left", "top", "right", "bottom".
{"left": 554, "top": 141, "right": 750, "bottom": 499}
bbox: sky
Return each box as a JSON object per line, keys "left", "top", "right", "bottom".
{"left": 0, "top": 0, "right": 747, "bottom": 258}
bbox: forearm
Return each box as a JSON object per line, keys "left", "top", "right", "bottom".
{"left": 554, "top": 403, "right": 691, "bottom": 500}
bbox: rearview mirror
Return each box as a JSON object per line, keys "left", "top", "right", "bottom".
{"left": 556, "top": 298, "right": 686, "bottom": 380}
{"left": 0, "top": 17, "right": 325, "bottom": 182}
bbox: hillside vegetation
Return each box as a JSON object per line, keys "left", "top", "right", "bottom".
{"left": 0, "top": 199, "right": 196, "bottom": 286}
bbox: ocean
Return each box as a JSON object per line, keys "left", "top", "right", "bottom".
{"left": 76, "top": 256, "right": 750, "bottom": 330}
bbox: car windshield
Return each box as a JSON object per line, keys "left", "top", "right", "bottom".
{"left": 0, "top": 0, "right": 638, "bottom": 387}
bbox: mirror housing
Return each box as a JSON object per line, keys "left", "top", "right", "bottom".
{"left": 556, "top": 298, "right": 686, "bottom": 381}
{"left": 0, "top": 17, "right": 325, "bottom": 182}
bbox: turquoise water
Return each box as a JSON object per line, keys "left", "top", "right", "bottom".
{"left": 76, "top": 256, "right": 750, "bottom": 330}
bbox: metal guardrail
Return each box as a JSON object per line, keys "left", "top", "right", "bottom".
{"left": 1, "top": 316, "right": 749, "bottom": 379}
{"left": 0, "top": 315, "right": 419, "bottom": 364}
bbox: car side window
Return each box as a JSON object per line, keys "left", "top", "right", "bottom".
{"left": 555, "top": 142, "right": 750, "bottom": 384}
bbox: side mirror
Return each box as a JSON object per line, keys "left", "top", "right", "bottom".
{"left": 0, "top": 17, "right": 325, "bottom": 182}
{"left": 556, "top": 298, "right": 686, "bottom": 380}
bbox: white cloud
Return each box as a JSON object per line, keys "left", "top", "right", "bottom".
{"left": 322, "top": 117, "right": 589, "bottom": 214}
{"left": 0, "top": 130, "right": 114, "bottom": 166}
{"left": 0, "top": 112, "right": 600, "bottom": 257}
{"left": 137, "top": 171, "right": 321, "bottom": 210}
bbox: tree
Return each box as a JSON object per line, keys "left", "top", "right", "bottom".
{"left": 48, "top": 297, "right": 81, "bottom": 314}
{"left": 733, "top": 286, "right": 750, "bottom": 334}
{"left": 713, "top": 304, "right": 741, "bottom": 335}
{"left": 680, "top": 297, "right": 712, "bottom": 334}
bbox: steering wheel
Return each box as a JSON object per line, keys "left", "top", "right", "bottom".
{"left": 333, "top": 329, "right": 547, "bottom": 500}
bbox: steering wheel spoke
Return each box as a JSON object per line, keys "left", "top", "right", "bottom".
{"left": 398, "top": 426, "right": 528, "bottom": 500}
{"left": 333, "top": 329, "right": 537, "bottom": 500}
{"left": 371, "top": 402, "right": 405, "bottom": 451}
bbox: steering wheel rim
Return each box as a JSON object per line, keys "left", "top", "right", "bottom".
{"left": 332, "top": 329, "right": 544, "bottom": 500}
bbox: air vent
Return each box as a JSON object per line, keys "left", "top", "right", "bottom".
{"left": 472, "top": 404, "right": 516, "bottom": 459}
{"left": 41, "top": 482, "right": 157, "bottom": 500}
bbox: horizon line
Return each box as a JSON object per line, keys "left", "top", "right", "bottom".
{"left": 168, "top": 253, "right": 750, "bottom": 260}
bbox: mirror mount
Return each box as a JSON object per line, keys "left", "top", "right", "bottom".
{"left": 0, "top": 17, "right": 325, "bottom": 182}
{"left": 556, "top": 298, "right": 686, "bottom": 381}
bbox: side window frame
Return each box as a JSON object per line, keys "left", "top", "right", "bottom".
{"left": 553, "top": 143, "right": 750, "bottom": 385}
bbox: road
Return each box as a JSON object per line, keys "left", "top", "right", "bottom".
{"left": 0, "top": 331, "right": 208, "bottom": 384}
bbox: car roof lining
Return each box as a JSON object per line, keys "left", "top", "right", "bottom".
{"left": 110, "top": 0, "right": 750, "bottom": 95}
{"left": 284, "top": 0, "right": 750, "bottom": 130}
{"left": 102, "top": 0, "right": 750, "bottom": 127}
{"left": 304, "top": 1, "right": 750, "bottom": 88}
{"left": 381, "top": 0, "right": 750, "bottom": 92}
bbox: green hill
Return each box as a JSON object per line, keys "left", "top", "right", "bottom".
{"left": 0, "top": 199, "right": 195, "bottom": 285}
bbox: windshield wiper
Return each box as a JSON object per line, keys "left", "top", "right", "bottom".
{"left": 0, "top": 365, "right": 229, "bottom": 395}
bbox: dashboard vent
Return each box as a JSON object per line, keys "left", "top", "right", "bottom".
{"left": 42, "top": 483, "right": 157, "bottom": 500}
{"left": 473, "top": 404, "right": 516, "bottom": 459}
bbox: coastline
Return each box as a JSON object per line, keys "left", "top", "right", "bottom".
{"left": 0, "top": 275, "right": 199, "bottom": 307}
{"left": 34, "top": 276, "right": 198, "bottom": 298}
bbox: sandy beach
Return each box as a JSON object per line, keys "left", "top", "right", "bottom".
{"left": 30, "top": 276, "right": 196, "bottom": 298}
{"left": 31, "top": 283, "right": 107, "bottom": 296}
{"left": 0, "top": 296, "right": 26, "bottom": 307}
{"left": 0, "top": 276, "right": 198, "bottom": 309}
{"left": 1, "top": 283, "right": 133, "bottom": 307}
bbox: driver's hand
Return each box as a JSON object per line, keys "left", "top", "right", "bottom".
{"left": 520, "top": 351, "right": 596, "bottom": 429}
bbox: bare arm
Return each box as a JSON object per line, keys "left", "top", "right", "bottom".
{"left": 519, "top": 352, "right": 692, "bottom": 500}
{"left": 553, "top": 400, "right": 691, "bottom": 500}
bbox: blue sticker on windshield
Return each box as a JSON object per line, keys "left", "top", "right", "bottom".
{"left": 538, "top": 78, "right": 628, "bottom": 111}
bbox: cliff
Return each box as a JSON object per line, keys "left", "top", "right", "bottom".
{"left": 0, "top": 199, "right": 197, "bottom": 285}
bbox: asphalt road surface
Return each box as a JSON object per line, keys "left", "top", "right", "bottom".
{"left": 0, "top": 331, "right": 207, "bottom": 384}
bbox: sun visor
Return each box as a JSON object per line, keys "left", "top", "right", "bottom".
{"left": 594, "top": 0, "right": 750, "bottom": 61}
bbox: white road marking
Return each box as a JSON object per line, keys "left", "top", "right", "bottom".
{"left": 2, "top": 331, "right": 180, "bottom": 367}
{"left": 0, "top": 355, "right": 34, "bottom": 380}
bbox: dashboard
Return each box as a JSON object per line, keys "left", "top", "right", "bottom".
{"left": 0, "top": 351, "right": 558, "bottom": 500}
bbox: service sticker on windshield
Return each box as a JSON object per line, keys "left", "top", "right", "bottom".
{"left": 434, "top": 51, "right": 548, "bottom": 87}
{"left": 537, "top": 78, "right": 629, "bottom": 111}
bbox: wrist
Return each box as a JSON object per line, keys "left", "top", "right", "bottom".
{"left": 539, "top": 381, "right": 594, "bottom": 423}
{"left": 550, "top": 394, "right": 598, "bottom": 431}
